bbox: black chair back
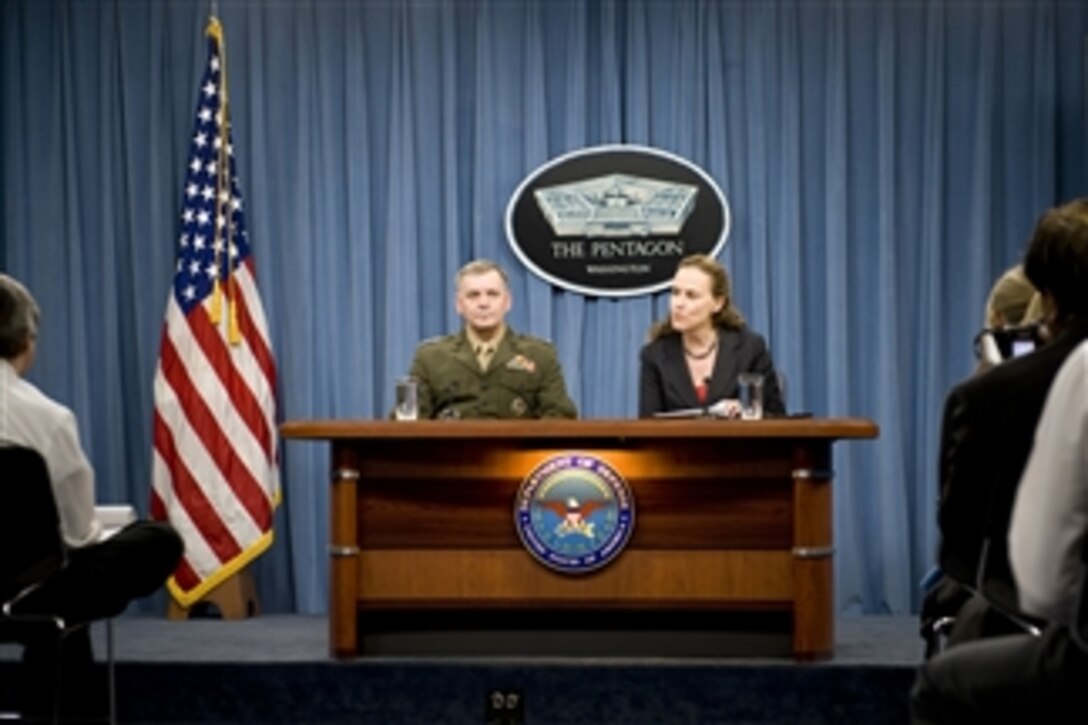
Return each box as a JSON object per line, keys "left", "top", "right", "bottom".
{"left": 0, "top": 445, "right": 65, "bottom": 606}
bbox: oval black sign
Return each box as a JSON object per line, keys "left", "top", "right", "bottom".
{"left": 505, "top": 145, "right": 730, "bottom": 297}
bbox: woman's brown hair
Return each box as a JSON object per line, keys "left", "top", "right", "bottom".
{"left": 648, "top": 254, "right": 745, "bottom": 340}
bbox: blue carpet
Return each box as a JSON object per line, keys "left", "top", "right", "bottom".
{"left": 1, "top": 615, "right": 920, "bottom": 723}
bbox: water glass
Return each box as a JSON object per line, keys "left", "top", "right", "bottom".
{"left": 737, "top": 372, "right": 764, "bottom": 420}
{"left": 395, "top": 377, "right": 418, "bottom": 421}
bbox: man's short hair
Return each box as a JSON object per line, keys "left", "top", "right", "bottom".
{"left": 1023, "top": 198, "right": 1088, "bottom": 323}
{"left": 455, "top": 259, "right": 510, "bottom": 290}
{"left": 0, "top": 273, "right": 40, "bottom": 359}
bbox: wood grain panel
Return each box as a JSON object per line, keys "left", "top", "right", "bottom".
{"left": 356, "top": 476, "right": 792, "bottom": 549}
{"left": 356, "top": 549, "right": 793, "bottom": 604}
{"left": 353, "top": 443, "right": 797, "bottom": 481}
{"left": 352, "top": 442, "right": 796, "bottom": 549}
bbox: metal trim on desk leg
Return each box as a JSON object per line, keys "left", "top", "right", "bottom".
{"left": 330, "top": 454, "right": 360, "bottom": 659}
{"left": 791, "top": 447, "right": 835, "bottom": 661}
{"left": 792, "top": 546, "right": 835, "bottom": 560}
{"left": 792, "top": 468, "right": 834, "bottom": 481}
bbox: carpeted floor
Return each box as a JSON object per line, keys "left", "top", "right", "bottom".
{"left": 1, "top": 615, "right": 923, "bottom": 723}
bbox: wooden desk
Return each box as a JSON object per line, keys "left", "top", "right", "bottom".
{"left": 280, "top": 418, "right": 878, "bottom": 660}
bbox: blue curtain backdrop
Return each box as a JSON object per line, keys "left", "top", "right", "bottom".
{"left": 2, "top": 0, "right": 1086, "bottom": 615}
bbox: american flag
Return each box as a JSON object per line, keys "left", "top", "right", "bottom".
{"left": 152, "top": 16, "right": 279, "bottom": 607}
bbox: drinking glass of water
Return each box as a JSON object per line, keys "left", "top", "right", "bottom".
{"left": 737, "top": 373, "right": 764, "bottom": 420}
{"left": 394, "top": 377, "right": 418, "bottom": 421}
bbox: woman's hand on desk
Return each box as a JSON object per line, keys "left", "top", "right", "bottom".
{"left": 707, "top": 399, "right": 742, "bottom": 419}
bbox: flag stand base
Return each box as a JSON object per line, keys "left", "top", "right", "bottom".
{"left": 167, "top": 568, "right": 261, "bottom": 620}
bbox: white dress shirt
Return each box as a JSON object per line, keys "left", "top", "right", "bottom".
{"left": 0, "top": 358, "right": 102, "bottom": 547}
{"left": 1009, "top": 340, "right": 1088, "bottom": 626}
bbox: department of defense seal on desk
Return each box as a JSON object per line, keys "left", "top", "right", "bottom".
{"left": 514, "top": 453, "right": 635, "bottom": 574}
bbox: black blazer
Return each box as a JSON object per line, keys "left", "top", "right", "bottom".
{"left": 638, "top": 326, "right": 785, "bottom": 418}
{"left": 937, "top": 317, "right": 1088, "bottom": 611}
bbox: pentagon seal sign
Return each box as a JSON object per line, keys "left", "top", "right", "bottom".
{"left": 514, "top": 453, "right": 636, "bottom": 574}
{"left": 506, "top": 144, "right": 730, "bottom": 297}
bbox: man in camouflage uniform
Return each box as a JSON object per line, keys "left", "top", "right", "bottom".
{"left": 406, "top": 260, "right": 577, "bottom": 419}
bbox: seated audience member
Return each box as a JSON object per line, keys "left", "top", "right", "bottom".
{"left": 920, "top": 265, "right": 1039, "bottom": 654}
{"left": 639, "top": 254, "right": 784, "bottom": 417}
{"left": 931, "top": 198, "right": 1088, "bottom": 649}
{"left": 986, "top": 265, "right": 1036, "bottom": 328}
{"left": 405, "top": 259, "right": 577, "bottom": 419}
{"left": 910, "top": 339, "right": 1088, "bottom": 724}
{"left": 972, "top": 265, "right": 1040, "bottom": 375}
{"left": 0, "top": 273, "right": 184, "bottom": 719}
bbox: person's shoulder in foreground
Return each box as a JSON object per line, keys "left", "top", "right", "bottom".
{"left": 0, "top": 273, "right": 105, "bottom": 547}
{"left": 1009, "top": 338, "right": 1088, "bottom": 627}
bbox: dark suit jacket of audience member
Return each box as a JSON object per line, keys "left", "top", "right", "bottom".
{"left": 937, "top": 317, "right": 1088, "bottom": 611}
{"left": 638, "top": 326, "right": 785, "bottom": 418}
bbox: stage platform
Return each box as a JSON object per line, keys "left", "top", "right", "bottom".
{"left": 1, "top": 614, "right": 921, "bottom": 723}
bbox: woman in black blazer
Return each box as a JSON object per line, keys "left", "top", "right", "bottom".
{"left": 639, "top": 254, "right": 785, "bottom": 417}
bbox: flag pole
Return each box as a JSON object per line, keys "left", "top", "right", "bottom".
{"left": 203, "top": 13, "right": 241, "bottom": 344}
{"left": 205, "top": 15, "right": 225, "bottom": 326}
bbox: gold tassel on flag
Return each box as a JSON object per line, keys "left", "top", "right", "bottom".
{"left": 209, "top": 279, "right": 222, "bottom": 323}
{"left": 228, "top": 276, "right": 241, "bottom": 344}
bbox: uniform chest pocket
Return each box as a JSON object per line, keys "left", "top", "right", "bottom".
{"left": 494, "top": 366, "right": 540, "bottom": 395}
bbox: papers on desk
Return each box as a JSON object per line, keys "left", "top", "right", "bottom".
{"left": 652, "top": 407, "right": 709, "bottom": 419}
{"left": 652, "top": 399, "right": 742, "bottom": 419}
{"left": 96, "top": 504, "right": 137, "bottom": 540}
